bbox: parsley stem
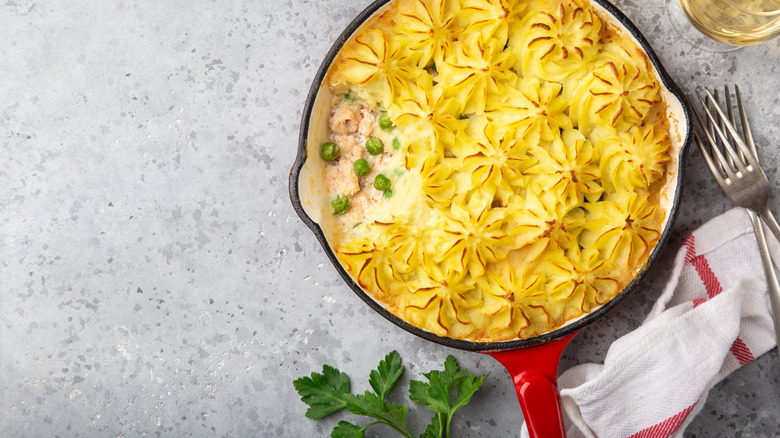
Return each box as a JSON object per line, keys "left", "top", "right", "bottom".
{"left": 378, "top": 421, "right": 415, "bottom": 438}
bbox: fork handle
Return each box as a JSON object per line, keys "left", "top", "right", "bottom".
{"left": 748, "top": 210, "right": 780, "bottom": 362}
{"left": 757, "top": 207, "right": 780, "bottom": 246}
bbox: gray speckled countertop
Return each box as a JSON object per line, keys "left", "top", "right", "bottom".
{"left": 2, "top": 1, "right": 780, "bottom": 437}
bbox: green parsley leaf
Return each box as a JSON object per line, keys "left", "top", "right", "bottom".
{"left": 331, "top": 421, "right": 365, "bottom": 438}
{"left": 422, "top": 373, "right": 452, "bottom": 414}
{"left": 453, "top": 372, "right": 488, "bottom": 412}
{"left": 409, "top": 355, "right": 489, "bottom": 437}
{"left": 347, "top": 391, "right": 411, "bottom": 433}
{"left": 408, "top": 379, "right": 430, "bottom": 410}
{"left": 369, "top": 350, "right": 404, "bottom": 399}
{"left": 419, "top": 414, "right": 445, "bottom": 438}
{"left": 292, "top": 364, "right": 351, "bottom": 420}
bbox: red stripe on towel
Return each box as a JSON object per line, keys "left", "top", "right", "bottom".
{"left": 685, "top": 233, "right": 724, "bottom": 298}
{"left": 683, "top": 234, "right": 696, "bottom": 264}
{"left": 691, "top": 255, "right": 723, "bottom": 298}
{"left": 730, "top": 338, "right": 755, "bottom": 366}
{"left": 688, "top": 237, "right": 756, "bottom": 367}
{"left": 626, "top": 403, "right": 696, "bottom": 438}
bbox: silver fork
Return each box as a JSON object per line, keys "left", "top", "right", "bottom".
{"left": 691, "top": 85, "right": 780, "bottom": 361}
{"left": 691, "top": 87, "right": 780, "bottom": 241}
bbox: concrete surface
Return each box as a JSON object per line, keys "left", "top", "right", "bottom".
{"left": 2, "top": 0, "right": 779, "bottom": 436}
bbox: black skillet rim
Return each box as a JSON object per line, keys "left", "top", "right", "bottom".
{"left": 288, "top": 0, "right": 693, "bottom": 352}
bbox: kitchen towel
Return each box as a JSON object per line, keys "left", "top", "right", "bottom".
{"left": 522, "top": 207, "right": 778, "bottom": 438}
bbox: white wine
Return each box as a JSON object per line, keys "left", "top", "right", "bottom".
{"left": 677, "top": 0, "right": 780, "bottom": 46}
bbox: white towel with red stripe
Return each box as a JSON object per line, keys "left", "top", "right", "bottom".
{"left": 521, "top": 208, "right": 778, "bottom": 438}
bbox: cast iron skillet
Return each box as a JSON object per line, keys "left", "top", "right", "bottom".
{"left": 289, "top": 1, "right": 692, "bottom": 436}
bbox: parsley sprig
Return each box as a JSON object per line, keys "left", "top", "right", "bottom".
{"left": 293, "top": 351, "right": 489, "bottom": 438}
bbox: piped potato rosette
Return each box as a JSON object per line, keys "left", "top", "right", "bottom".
{"left": 567, "top": 42, "right": 660, "bottom": 135}
{"left": 485, "top": 76, "right": 572, "bottom": 145}
{"left": 509, "top": 0, "right": 602, "bottom": 83}
{"left": 323, "top": 0, "right": 672, "bottom": 341}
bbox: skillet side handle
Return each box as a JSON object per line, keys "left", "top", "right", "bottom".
{"left": 486, "top": 332, "right": 578, "bottom": 438}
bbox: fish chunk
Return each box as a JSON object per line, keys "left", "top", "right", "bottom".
{"left": 335, "top": 135, "right": 363, "bottom": 162}
{"left": 347, "top": 192, "right": 370, "bottom": 221}
{"left": 326, "top": 162, "right": 359, "bottom": 196}
{"left": 330, "top": 105, "right": 360, "bottom": 136}
{"left": 358, "top": 108, "right": 376, "bottom": 137}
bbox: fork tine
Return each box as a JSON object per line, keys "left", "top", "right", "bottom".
{"left": 706, "top": 90, "right": 718, "bottom": 153}
{"left": 695, "top": 90, "right": 750, "bottom": 174}
{"left": 689, "top": 94, "right": 738, "bottom": 179}
{"left": 705, "top": 89, "right": 715, "bottom": 137}
{"left": 735, "top": 85, "right": 759, "bottom": 160}
{"left": 693, "top": 131, "right": 727, "bottom": 183}
{"left": 722, "top": 85, "right": 752, "bottom": 169}
{"left": 711, "top": 89, "right": 735, "bottom": 176}
{"left": 696, "top": 90, "right": 742, "bottom": 168}
{"left": 702, "top": 88, "right": 760, "bottom": 169}
{"left": 723, "top": 86, "right": 736, "bottom": 133}
{"left": 722, "top": 86, "right": 746, "bottom": 166}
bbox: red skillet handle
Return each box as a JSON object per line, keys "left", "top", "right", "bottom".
{"left": 485, "top": 332, "right": 579, "bottom": 438}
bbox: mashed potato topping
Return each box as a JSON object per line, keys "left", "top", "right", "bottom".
{"left": 320, "top": 0, "right": 672, "bottom": 341}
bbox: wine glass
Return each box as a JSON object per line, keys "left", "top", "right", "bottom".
{"left": 665, "top": 0, "right": 780, "bottom": 52}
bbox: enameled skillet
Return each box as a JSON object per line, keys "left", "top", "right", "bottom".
{"left": 289, "top": 1, "right": 692, "bottom": 435}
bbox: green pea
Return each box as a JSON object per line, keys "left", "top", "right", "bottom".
{"left": 374, "top": 174, "right": 391, "bottom": 191}
{"left": 353, "top": 158, "right": 370, "bottom": 176}
{"left": 321, "top": 142, "right": 340, "bottom": 161}
{"left": 378, "top": 112, "right": 395, "bottom": 131}
{"left": 383, "top": 189, "right": 393, "bottom": 199}
{"left": 331, "top": 195, "right": 350, "bottom": 214}
{"left": 365, "top": 137, "right": 384, "bottom": 155}
{"left": 392, "top": 138, "right": 400, "bottom": 150}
